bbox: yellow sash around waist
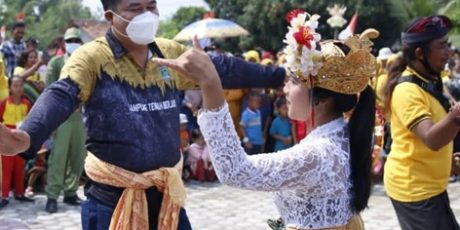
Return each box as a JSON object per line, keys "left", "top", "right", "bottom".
{"left": 84, "top": 152, "right": 186, "bottom": 230}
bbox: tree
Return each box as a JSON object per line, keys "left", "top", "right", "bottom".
{"left": 204, "top": 0, "right": 457, "bottom": 53}
{"left": 0, "top": 0, "right": 94, "bottom": 49}
{"left": 158, "top": 6, "right": 207, "bottom": 39}
{"left": 438, "top": 0, "right": 460, "bottom": 33}
{"left": 387, "top": 0, "right": 459, "bottom": 47}
{"left": 439, "top": 0, "right": 460, "bottom": 47}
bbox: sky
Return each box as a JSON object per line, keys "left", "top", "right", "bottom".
{"left": 81, "top": 0, "right": 210, "bottom": 20}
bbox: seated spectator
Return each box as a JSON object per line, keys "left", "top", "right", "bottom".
{"left": 187, "top": 129, "right": 216, "bottom": 182}
{"left": 25, "top": 138, "right": 52, "bottom": 197}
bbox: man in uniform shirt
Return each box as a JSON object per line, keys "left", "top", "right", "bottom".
{"left": 0, "top": 0, "right": 287, "bottom": 229}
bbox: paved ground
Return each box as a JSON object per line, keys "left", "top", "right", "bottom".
{"left": 1, "top": 181, "right": 460, "bottom": 230}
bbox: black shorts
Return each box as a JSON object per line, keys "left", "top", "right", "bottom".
{"left": 391, "top": 191, "right": 460, "bottom": 230}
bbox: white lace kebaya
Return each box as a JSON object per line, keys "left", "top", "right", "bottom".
{"left": 198, "top": 103, "right": 353, "bottom": 229}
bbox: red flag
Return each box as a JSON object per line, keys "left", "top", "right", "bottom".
{"left": 338, "top": 13, "right": 358, "bottom": 40}
{"left": 203, "top": 11, "right": 215, "bottom": 19}
{"left": 16, "top": 11, "right": 25, "bottom": 22}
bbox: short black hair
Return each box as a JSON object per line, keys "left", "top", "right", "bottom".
{"left": 191, "top": 129, "right": 203, "bottom": 141}
{"left": 248, "top": 91, "right": 261, "bottom": 99}
{"left": 26, "top": 38, "right": 38, "bottom": 46}
{"left": 12, "top": 21, "right": 25, "bottom": 31}
{"left": 8, "top": 76, "right": 24, "bottom": 88}
{"left": 275, "top": 97, "right": 287, "bottom": 109}
{"left": 101, "top": 0, "right": 122, "bottom": 11}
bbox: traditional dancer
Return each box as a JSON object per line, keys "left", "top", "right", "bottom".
{"left": 155, "top": 9, "right": 378, "bottom": 230}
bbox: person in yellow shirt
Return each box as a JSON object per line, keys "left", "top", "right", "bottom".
{"left": 375, "top": 53, "right": 400, "bottom": 112}
{"left": 0, "top": 61, "right": 8, "bottom": 101}
{"left": 383, "top": 16, "right": 460, "bottom": 230}
{"left": 0, "top": 76, "right": 34, "bottom": 208}
{"left": 13, "top": 50, "right": 44, "bottom": 103}
{"left": 13, "top": 50, "right": 42, "bottom": 82}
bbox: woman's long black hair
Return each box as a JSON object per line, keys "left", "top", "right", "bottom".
{"left": 313, "top": 85, "right": 375, "bottom": 213}
{"left": 309, "top": 40, "right": 375, "bottom": 212}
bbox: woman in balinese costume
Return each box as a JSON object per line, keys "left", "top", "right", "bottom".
{"left": 155, "top": 10, "right": 377, "bottom": 230}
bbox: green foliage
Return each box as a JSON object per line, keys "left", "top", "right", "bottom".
{"left": 204, "top": 0, "right": 407, "bottom": 52}
{"left": 158, "top": 6, "right": 207, "bottom": 39}
{"left": 387, "top": 0, "right": 437, "bottom": 22}
{"left": 440, "top": 0, "right": 460, "bottom": 46}
{"left": 0, "top": 0, "right": 94, "bottom": 49}
{"left": 204, "top": 0, "right": 459, "bottom": 52}
{"left": 387, "top": 0, "right": 460, "bottom": 46}
{"left": 439, "top": 0, "right": 460, "bottom": 34}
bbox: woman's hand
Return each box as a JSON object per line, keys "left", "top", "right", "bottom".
{"left": 282, "top": 136, "right": 293, "bottom": 145}
{"left": 32, "top": 57, "right": 43, "bottom": 71}
{"left": 152, "top": 36, "right": 225, "bottom": 110}
{"left": 152, "top": 37, "right": 219, "bottom": 87}
{"left": 0, "top": 124, "right": 30, "bottom": 155}
{"left": 448, "top": 102, "right": 460, "bottom": 126}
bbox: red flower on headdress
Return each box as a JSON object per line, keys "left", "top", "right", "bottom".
{"left": 293, "top": 27, "right": 314, "bottom": 49}
{"left": 286, "top": 9, "right": 306, "bottom": 23}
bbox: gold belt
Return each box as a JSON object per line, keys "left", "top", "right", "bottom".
{"left": 286, "top": 215, "right": 364, "bottom": 230}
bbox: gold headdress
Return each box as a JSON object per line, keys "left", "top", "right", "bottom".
{"left": 284, "top": 10, "right": 379, "bottom": 95}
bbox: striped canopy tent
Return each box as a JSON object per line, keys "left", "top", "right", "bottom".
{"left": 173, "top": 18, "right": 250, "bottom": 41}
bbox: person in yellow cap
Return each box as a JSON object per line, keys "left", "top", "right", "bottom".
{"left": 244, "top": 50, "right": 261, "bottom": 63}
{"left": 261, "top": 58, "right": 274, "bottom": 66}
{"left": 43, "top": 26, "right": 87, "bottom": 214}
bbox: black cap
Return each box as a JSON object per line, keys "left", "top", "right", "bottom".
{"left": 401, "top": 15, "right": 452, "bottom": 45}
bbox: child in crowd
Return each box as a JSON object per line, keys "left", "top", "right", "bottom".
{"left": 187, "top": 129, "right": 216, "bottom": 182}
{"left": 180, "top": 113, "right": 191, "bottom": 180}
{"left": 180, "top": 113, "right": 190, "bottom": 152}
{"left": 239, "top": 91, "right": 264, "bottom": 155}
{"left": 25, "top": 138, "right": 52, "bottom": 197}
{"left": 0, "top": 76, "right": 34, "bottom": 208}
{"left": 270, "top": 98, "right": 292, "bottom": 151}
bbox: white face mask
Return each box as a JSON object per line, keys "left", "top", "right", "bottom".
{"left": 65, "top": 43, "right": 81, "bottom": 55}
{"left": 111, "top": 11, "right": 159, "bottom": 45}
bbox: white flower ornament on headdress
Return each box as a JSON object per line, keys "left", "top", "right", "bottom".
{"left": 283, "top": 9, "right": 323, "bottom": 80}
